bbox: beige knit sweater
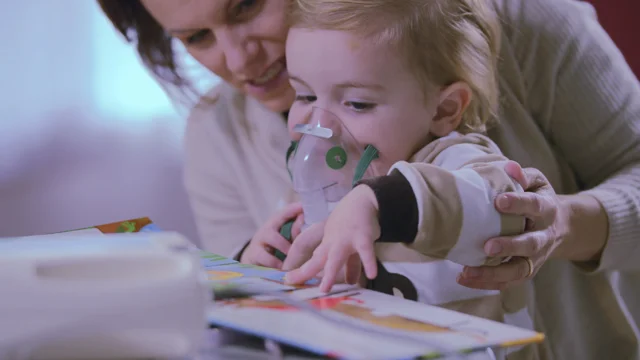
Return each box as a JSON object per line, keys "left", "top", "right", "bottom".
{"left": 183, "top": 0, "right": 640, "bottom": 358}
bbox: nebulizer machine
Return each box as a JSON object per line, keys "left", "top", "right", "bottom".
{"left": 0, "top": 232, "right": 209, "bottom": 360}
{"left": 275, "top": 107, "right": 379, "bottom": 260}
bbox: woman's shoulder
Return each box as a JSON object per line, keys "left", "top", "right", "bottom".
{"left": 493, "top": 0, "right": 601, "bottom": 106}
{"left": 187, "top": 82, "right": 243, "bottom": 129}
{"left": 494, "top": 0, "right": 597, "bottom": 40}
{"left": 183, "top": 82, "right": 247, "bottom": 158}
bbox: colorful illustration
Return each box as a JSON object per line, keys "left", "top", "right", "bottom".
{"left": 222, "top": 293, "right": 484, "bottom": 340}
{"left": 200, "top": 251, "right": 238, "bottom": 268}
{"left": 54, "top": 217, "right": 160, "bottom": 236}
{"left": 115, "top": 221, "right": 137, "bottom": 233}
{"left": 139, "top": 223, "right": 162, "bottom": 232}
{"left": 208, "top": 270, "right": 245, "bottom": 281}
{"left": 94, "top": 217, "right": 155, "bottom": 234}
{"left": 210, "top": 277, "right": 295, "bottom": 296}
{"left": 209, "top": 262, "right": 320, "bottom": 287}
{"left": 209, "top": 288, "right": 545, "bottom": 360}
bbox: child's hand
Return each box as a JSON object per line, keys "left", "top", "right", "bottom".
{"left": 284, "top": 221, "right": 367, "bottom": 286}
{"left": 282, "top": 221, "right": 324, "bottom": 271}
{"left": 285, "top": 185, "right": 380, "bottom": 292}
{"left": 240, "top": 203, "right": 303, "bottom": 269}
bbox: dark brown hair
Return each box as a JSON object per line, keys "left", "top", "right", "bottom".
{"left": 97, "top": 0, "right": 196, "bottom": 102}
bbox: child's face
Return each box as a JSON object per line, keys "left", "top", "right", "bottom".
{"left": 286, "top": 28, "right": 439, "bottom": 175}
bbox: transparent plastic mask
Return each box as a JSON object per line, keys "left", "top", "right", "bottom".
{"left": 288, "top": 107, "right": 377, "bottom": 229}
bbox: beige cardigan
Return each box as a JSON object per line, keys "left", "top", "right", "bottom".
{"left": 183, "top": 0, "right": 640, "bottom": 358}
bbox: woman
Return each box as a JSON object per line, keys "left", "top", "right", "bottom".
{"left": 98, "top": 0, "right": 640, "bottom": 358}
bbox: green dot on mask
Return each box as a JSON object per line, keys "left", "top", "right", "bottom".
{"left": 326, "top": 146, "right": 348, "bottom": 170}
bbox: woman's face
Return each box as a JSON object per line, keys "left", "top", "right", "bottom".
{"left": 142, "top": 0, "right": 294, "bottom": 112}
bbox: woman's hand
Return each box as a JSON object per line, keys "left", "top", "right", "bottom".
{"left": 457, "top": 161, "right": 570, "bottom": 290}
{"left": 240, "top": 203, "right": 303, "bottom": 269}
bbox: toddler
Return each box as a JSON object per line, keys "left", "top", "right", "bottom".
{"left": 282, "top": 0, "right": 533, "bottom": 356}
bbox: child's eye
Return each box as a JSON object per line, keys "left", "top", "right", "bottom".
{"left": 295, "top": 95, "right": 317, "bottom": 103}
{"left": 345, "top": 101, "right": 376, "bottom": 112}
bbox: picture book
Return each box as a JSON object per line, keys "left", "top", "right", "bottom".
{"left": 208, "top": 284, "right": 544, "bottom": 360}
{"left": 53, "top": 218, "right": 315, "bottom": 292}
{"left": 51, "top": 218, "right": 544, "bottom": 359}
{"left": 57, "top": 217, "right": 161, "bottom": 235}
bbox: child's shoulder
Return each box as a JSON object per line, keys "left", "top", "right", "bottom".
{"left": 410, "top": 132, "right": 504, "bottom": 165}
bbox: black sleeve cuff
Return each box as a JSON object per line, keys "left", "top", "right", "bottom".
{"left": 357, "top": 169, "right": 419, "bottom": 243}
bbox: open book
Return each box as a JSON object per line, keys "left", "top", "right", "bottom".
{"left": 59, "top": 218, "right": 544, "bottom": 359}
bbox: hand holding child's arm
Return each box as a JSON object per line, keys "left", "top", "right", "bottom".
{"left": 285, "top": 185, "right": 380, "bottom": 292}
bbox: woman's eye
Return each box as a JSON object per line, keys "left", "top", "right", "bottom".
{"left": 345, "top": 101, "right": 376, "bottom": 112}
{"left": 185, "top": 30, "right": 210, "bottom": 45}
{"left": 295, "top": 95, "right": 317, "bottom": 103}
{"left": 232, "top": 0, "right": 261, "bottom": 20}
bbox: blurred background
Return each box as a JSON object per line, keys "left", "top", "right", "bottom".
{"left": 0, "top": 0, "right": 636, "bottom": 246}
{"left": 0, "top": 0, "right": 219, "bottom": 245}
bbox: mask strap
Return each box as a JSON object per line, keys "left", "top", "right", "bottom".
{"left": 275, "top": 221, "right": 293, "bottom": 262}
{"left": 277, "top": 140, "right": 299, "bottom": 261}
{"left": 352, "top": 145, "right": 379, "bottom": 187}
{"left": 285, "top": 140, "right": 298, "bottom": 181}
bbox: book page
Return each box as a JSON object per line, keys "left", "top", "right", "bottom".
{"left": 208, "top": 286, "right": 543, "bottom": 360}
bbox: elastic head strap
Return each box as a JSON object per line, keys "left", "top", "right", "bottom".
{"left": 352, "top": 145, "right": 379, "bottom": 187}
{"left": 285, "top": 141, "right": 298, "bottom": 181}
{"left": 274, "top": 220, "right": 294, "bottom": 261}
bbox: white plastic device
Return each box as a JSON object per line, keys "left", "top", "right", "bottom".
{"left": 0, "top": 232, "right": 210, "bottom": 360}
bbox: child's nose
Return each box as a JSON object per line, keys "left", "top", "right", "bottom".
{"left": 308, "top": 107, "right": 343, "bottom": 138}
{"left": 288, "top": 107, "right": 344, "bottom": 141}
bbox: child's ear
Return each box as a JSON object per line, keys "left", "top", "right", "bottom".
{"left": 430, "top": 82, "right": 472, "bottom": 137}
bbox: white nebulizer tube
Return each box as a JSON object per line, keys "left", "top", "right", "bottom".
{"left": 0, "top": 232, "right": 209, "bottom": 360}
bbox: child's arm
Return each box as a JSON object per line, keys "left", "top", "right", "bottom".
{"left": 361, "top": 133, "right": 525, "bottom": 267}
{"left": 285, "top": 133, "right": 525, "bottom": 291}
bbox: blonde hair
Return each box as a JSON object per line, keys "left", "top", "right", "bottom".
{"left": 289, "top": 0, "right": 501, "bottom": 133}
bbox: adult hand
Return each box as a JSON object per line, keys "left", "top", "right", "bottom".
{"left": 240, "top": 203, "right": 303, "bottom": 269}
{"left": 457, "top": 161, "right": 569, "bottom": 290}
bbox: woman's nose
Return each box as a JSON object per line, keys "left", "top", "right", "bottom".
{"left": 217, "top": 29, "right": 260, "bottom": 76}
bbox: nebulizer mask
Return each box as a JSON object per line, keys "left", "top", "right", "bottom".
{"left": 275, "top": 108, "right": 379, "bottom": 260}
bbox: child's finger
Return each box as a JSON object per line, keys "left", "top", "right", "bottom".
{"left": 345, "top": 254, "right": 362, "bottom": 285}
{"left": 284, "top": 250, "right": 326, "bottom": 285}
{"left": 356, "top": 241, "right": 378, "bottom": 280}
{"left": 320, "top": 246, "right": 350, "bottom": 292}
